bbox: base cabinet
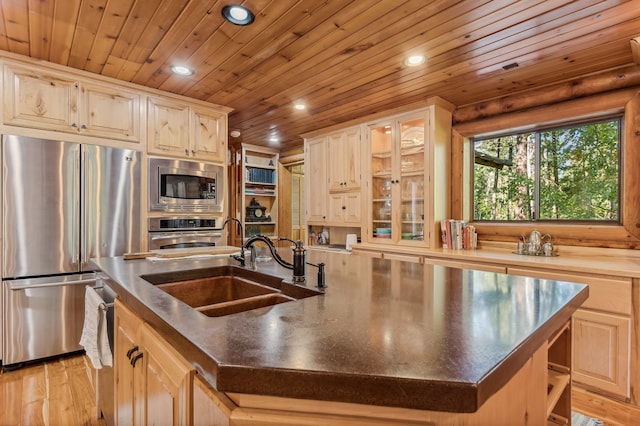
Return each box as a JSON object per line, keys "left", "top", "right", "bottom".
{"left": 572, "top": 309, "right": 630, "bottom": 397}
{"left": 507, "top": 267, "right": 632, "bottom": 400}
{"left": 114, "top": 300, "right": 193, "bottom": 426}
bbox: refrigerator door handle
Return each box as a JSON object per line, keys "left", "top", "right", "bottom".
{"left": 82, "top": 149, "right": 89, "bottom": 265}
{"left": 8, "top": 277, "right": 98, "bottom": 290}
{"left": 72, "top": 149, "right": 80, "bottom": 265}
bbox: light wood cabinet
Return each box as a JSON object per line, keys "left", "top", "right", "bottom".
{"left": 365, "top": 101, "right": 452, "bottom": 249}
{"left": 114, "top": 300, "right": 193, "bottom": 426}
{"left": 327, "top": 126, "right": 361, "bottom": 192}
{"left": 304, "top": 126, "right": 363, "bottom": 227}
{"left": 3, "top": 64, "right": 141, "bottom": 143}
{"left": 507, "top": 266, "right": 632, "bottom": 400}
{"left": 573, "top": 309, "right": 630, "bottom": 397}
{"left": 147, "top": 97, "right": 227, "bottom": 162}
{"left": 305, "top": 136, "right": 328, "bottom": 223}
{"left": 328, "top": 192, "right": 361, "bottom": 224}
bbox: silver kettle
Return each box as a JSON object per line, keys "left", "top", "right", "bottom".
{"left": 529, "top": 230, "right": 542, "bottom": 255}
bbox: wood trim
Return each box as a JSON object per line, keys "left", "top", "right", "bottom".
{"left": 632, "top": 37, "right": 640, "bottom": 65}
{"left": 624, "top": 92, "right": 640, "bottom": 242}
{"left": 453, "top": 65, "right": 640, "bottom": 124}
{"left": 453, "top": 88, "right": 634, "bottom": 137}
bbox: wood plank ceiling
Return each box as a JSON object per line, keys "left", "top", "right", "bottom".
{"left": 0, "top": 0, "right": 638, "bottom": 152}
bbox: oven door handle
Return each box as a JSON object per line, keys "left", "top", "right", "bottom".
{"left": 150, "top": 232, "right": 222, "bottom": 240}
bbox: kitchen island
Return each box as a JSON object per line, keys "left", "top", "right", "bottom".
{"left": 92, "top": 249, "right": 588, "bottom": 425}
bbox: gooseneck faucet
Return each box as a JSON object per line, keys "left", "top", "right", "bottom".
{"left": 221, "top": 217, "right": 243, "bottom": 245}
{"left": 233, "top": 235, "right": 307, "bottom": 283}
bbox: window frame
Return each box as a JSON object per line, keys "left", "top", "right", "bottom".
{"left": 471, "top": 115, "right": 623, "bottom": 223}
{"left": 452, "top": 88, "right": 640, "bottom": 249}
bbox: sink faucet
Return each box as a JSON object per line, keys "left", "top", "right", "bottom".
{"left": 233, "top": 235, "right": 307, "bottom": 283}
{"left": 221, "top": 217, "right": 243, "bottom": 245}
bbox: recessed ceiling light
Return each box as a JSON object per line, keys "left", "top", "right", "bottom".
{"left": 222, "top": 5, "right": 255, "bottom": 26}
{"left": 269, "top": 136, "right": 279, "bottom": 143}
{"left": 404, "top": 55, "right": 426, "bottom": 67}
{"left": 294, "top": 103, "right": 306, "bottom": 110}
{"left": 170, "top": 65, "right": 194, "bottom": 76}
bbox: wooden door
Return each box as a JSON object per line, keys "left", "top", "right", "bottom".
{"left": 192, "top": 107, "right": 227, "bottom": 162}
{"left": 573, "top": 310, "right": 630, "bottom": 398}
{"left": 80, "top": 82, "right": 141, "bottom": 143}
{"left": 139, "top": 324, "right": 193, "bottom": 426}
{"left": 147, "top": 97, "right": 191, "bottom": 158}
{"left": 3, "top": 65, "right": 78, "bottom": 132}
{"left": 305, "top": 137, "right": 328, "bottom": 223}
{"left": 114, "top": 300, "right": 143, "bottom": 426}
{"left": 327, "top": 127, "right": 361, "bottom": 192}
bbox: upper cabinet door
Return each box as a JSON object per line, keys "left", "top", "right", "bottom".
{"left": 305, "top": 136, "right": 328, "bottom": 223}
{"left": 3, "top": 65, "right": 78, "bottom": 132}
{"left": 328, "top": 126, "right": 361, "bottom": 192}
{"left": 147, "top": 97, "right": 191, "bottom": 156}
{"left": 79, "top": 82, "right": 141, "bottom": 143}
{"left": 192, "top": 107, "right": 227, "bottom": 163}
{"left": 3, "top": 65, "right": 142, "bottom": 143}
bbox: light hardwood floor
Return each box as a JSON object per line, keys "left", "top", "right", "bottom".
{"left": 2, "top": 354, "right": 640, "bottom": 425}
{"left": 0, "top": 354, "right": 106, "bottom": 426}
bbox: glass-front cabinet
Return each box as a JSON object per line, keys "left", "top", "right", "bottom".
{"left": 368, "top": 114, "right": 427, "bottom": 246}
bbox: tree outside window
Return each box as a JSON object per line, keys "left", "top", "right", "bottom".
{"left": 473, "top": 118, "right": 621, "bottom": 222}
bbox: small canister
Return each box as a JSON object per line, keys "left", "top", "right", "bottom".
{"left": 517, "top": 240, "right": 527, "bottom": 254}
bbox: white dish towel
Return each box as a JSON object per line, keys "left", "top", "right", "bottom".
{"left": 79, "top": 286, "right": 113, "bottom": 369}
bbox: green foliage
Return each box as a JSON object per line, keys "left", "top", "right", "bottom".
{"left": 473, "top": 119, "right": 620, "bottom": 222}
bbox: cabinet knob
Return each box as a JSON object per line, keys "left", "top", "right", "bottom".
{"left": 185, "top": 148, "right": 189, "bottom": 155}
{"left": 342, "top": 205, "right": 346, "bottom": 210}
{"left": 191, "top": 149, "right": 196, "bottom": 154}
{"left": 71, "top": 123, "right": 78, "bottom": 129}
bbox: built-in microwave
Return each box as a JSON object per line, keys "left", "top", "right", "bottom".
{"left": 149, "top": 157, "right": 224, "bottom": 212}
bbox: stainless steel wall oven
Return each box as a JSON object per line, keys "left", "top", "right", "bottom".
{"left": 147, "top": 217, "right": 222, "bottom": 250}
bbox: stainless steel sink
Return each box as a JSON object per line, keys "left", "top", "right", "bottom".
{"left": 140, "top": 265, "right": 322, "bottom": 317}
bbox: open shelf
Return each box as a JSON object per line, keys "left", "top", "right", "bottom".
{"left": 546, "top": 321, "right": 572, "bottom": 424}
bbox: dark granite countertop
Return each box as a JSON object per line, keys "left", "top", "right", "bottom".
{"left": 92, "top": 249, "right": 588, "bottom": 413}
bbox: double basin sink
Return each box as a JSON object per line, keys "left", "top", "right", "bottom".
{"left": 141, "top": 265, "right": 323, "bottom": 317}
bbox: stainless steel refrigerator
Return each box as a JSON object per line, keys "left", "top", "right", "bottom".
{"left": 1, "top": 134, "right": 140, "bottom": 366}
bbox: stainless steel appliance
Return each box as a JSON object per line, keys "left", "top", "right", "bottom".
{"left": 148, "top": 217, "right": 222, "bottom": 250}
{"left": 1, "top": 135, "right": 140, "bottom": 366}
{"left": 149, "top": 157, "right": 223, "bottom": 212}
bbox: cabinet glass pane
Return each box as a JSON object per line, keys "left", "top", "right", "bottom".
{"left": 370, "top": 124, "right": 393, "bottom": 240}
{"left": 399, "top": 117, "right": 425, "bottom": 241}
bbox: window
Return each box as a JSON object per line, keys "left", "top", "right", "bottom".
{"left": 472, "top": 117, "right": 621, "bottom": 222}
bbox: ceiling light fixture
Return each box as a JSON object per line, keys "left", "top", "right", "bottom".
{"left": 294, "top": 103, "right": 306, "bottom": 110}
{"left": 404, "top": 55, "right": 426, "bottom": 67}
{"left": 222, "top": 5, "right": 255, "bottom": 26}
{"left": 170, "top": 65, "right": 194, "bottom": 76}
{"left": 230, "top": 130, "right": 241, "bottom": 138}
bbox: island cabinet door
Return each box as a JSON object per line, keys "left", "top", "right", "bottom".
{"left": 139, "top": 323, "right": 194, "bottom": 426}
{"left": 114, "top": 300, "right": 194, "bottom": 426}
{"left": 114, "top": 300, "right": 144, "bottom": 426}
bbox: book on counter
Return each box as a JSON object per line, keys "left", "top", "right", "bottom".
{"left": 440, "top": 219, "right": 477, "bottom": 250}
